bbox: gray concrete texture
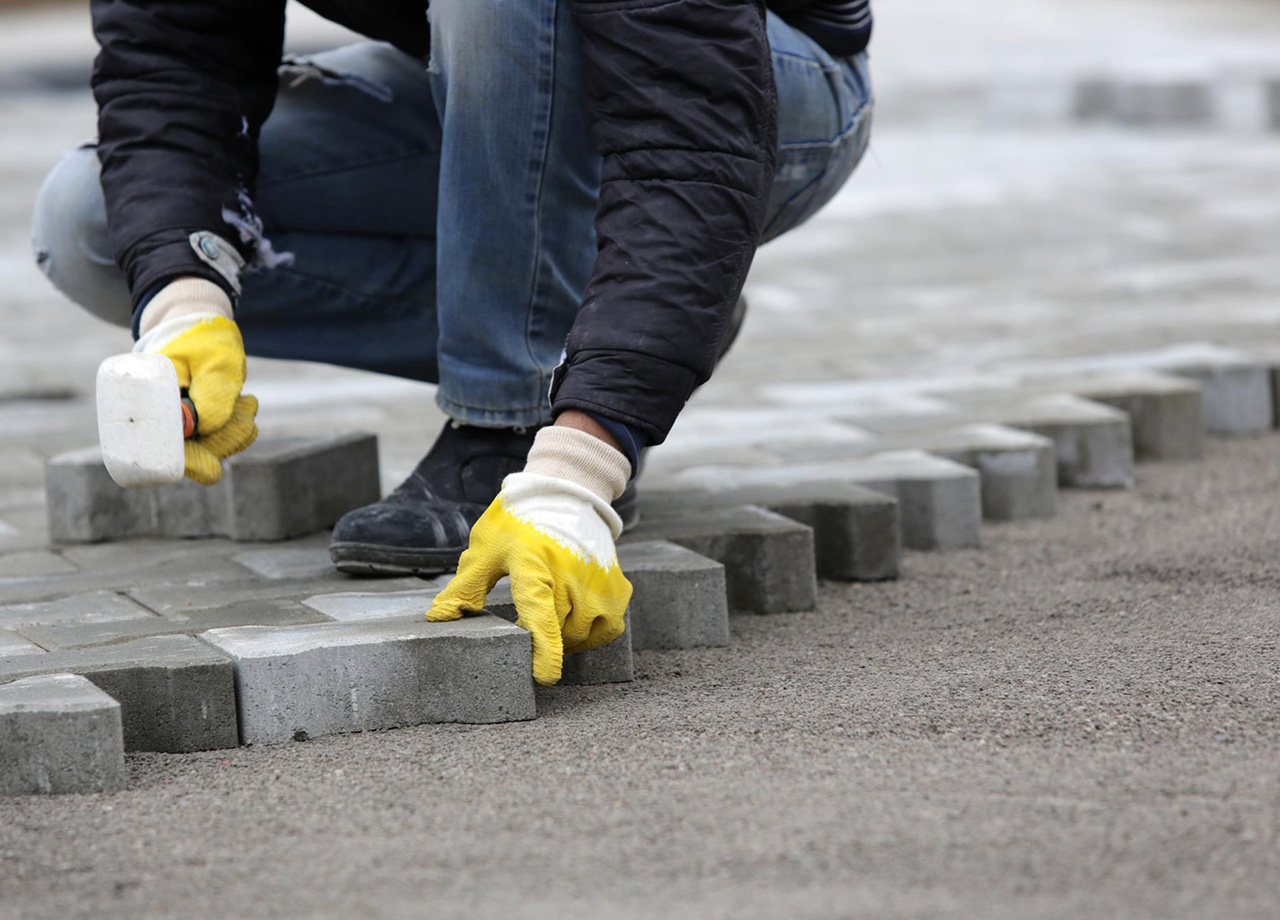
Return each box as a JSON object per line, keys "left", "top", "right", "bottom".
{"left": 623, "top": 505, "right": 818, "bottom": 615}
{"left": 0, "top": 673, "right": 125, "bottom": 796}
{"left": 200, "top": 615, "right": 536, "bottom": 745}
{"left": 45, "top": 434, "right": 380, "bottom": 543}
{"left": 641, "top": 481, "right": 901, "bottom": 581}
{"left": 0, "top": 635, "right": 237, "bottom": 752}
{"left": 3, "top": 435, "right": 1279, "bottom": 918}
{"left": 619, "top": 541, "right": 731, "bottom": 651}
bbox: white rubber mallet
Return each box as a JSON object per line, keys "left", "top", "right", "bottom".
{"left": 96, "top": 353, "right": 198, "bottom": 488}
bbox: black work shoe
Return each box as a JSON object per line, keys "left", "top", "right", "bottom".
{"left": 329, "top": 421, "right": 538, "bottom": 577}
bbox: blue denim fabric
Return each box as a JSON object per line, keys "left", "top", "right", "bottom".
{"left": 32, "top": 5, "right": 872, "bottom": 427}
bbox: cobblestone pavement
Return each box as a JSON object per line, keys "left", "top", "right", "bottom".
{"left": 1, "top": 0, "right": 1280, "bottom": 914}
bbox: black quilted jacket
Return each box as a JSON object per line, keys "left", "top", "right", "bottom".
{"left": 90, "top": 0, "right": 870, "bottom": 442}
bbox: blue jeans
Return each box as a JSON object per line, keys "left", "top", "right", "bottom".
{"left": 32, "top": 5, "right": 872, "bottom": 428}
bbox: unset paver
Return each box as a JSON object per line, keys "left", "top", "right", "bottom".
{"left": 648, "top": 451, "right": 980, "bottom": 551}
{"left": 0, "top": 674, "right": 126, "bottom": 796}
{"left": 200, "top": 615, "right": 535, "bottom": 745}
{"left": 1074, "top": 75, "right": 1215, "bottom": 126}
{"left": 1164, "top": 361, "right": 1273, "bottom": 436}
{"left": 621, "top": 505, "right": 816, "bottom": 615}
{"left": 45, "top": 433, "right": 381, "bottom": 543}
{"left": 618, "top": 541, "right": 730, "bottom": 651}
{"left": 482, "top": 579, "right": 635, "bottom": 683}
{"left": 1041, "top": 372, "right": 1205, "bottom": 461}
{"left": 795, "top": 424, "right": 1056, "bottom": 523}
{"left": 639, "top": 481, "right": 899, "bottom": 581}
{"left": 0, "top": 635, "right": 237, "bottom": 752}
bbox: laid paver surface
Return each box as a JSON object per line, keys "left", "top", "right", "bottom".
{"left": 1, "top": 434, "right": 1277, "bottom": 919}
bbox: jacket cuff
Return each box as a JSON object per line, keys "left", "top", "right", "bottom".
{"left": 550, "top": 349, "right": 700, "bottom": 446}
{"left": 523, "top": 426, "right": 630, "bottom": 503}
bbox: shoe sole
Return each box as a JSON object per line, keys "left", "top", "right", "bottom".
{"left": 329, "top": 542, "right": 463, "bottom": 578}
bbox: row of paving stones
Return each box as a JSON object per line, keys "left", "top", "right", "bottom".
{"left": 897, "top": 68, "right": 1280, "bottom": 131}
{"left": 5, "top": 349, "right": 1280, "bottom": 793}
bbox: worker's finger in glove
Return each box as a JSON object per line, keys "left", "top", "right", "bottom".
{"left": 561, "top": 579, "right": 630, "bottom": 656}
{"left": 160, "top": 317, "right": 248, "bottom": 434}
{"left": 181, "top": 395, "right": 259, "bottom": 485}
{"left": 510, "top": 566, "right": 566, "bottom": 686}
{"left": 426, "top": 545, "right": 503, "bottom": 623}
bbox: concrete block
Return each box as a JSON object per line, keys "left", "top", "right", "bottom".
{"left": 19, "top": 598, "right": 330, "bottom": 651}
{"left": 650, "top": 451, "right": 980, "bottom": 551}
{"left": 0, "top": 629, "right": 45, "bottom": 659}
{"left": 560, "top": 613, "right": 634, "bottom": 686}
{"left": 0, "top": 635, "right": 237, "bottom": 752}
{"left": 1165, "top": 362, "right": 1273, "bottom": 436}
{"left": 1046, "top": 372, "right": 1205, "bottom": 461}
{"left": 0, "top": 591, "right": 156, "bottom": 629}
{"left": 232, "top": 547, "right": 340, "bottom": 580}
{"left": 640, "top": 481, "right": 899, "bottom": 581}
{"left": 45, "top": 433, "right": 380, "bottom": 544}
{"left": 622, "top": 505, "right": 816, "bottom": 615}
{"left": 618, "top": 541, "right": 730, "bottom": 650}
{"left": 302, "top": 584, "right": 448, "bottom": 622}
{"left": 975, "top": 396, "right": 1135, "bottom": 489}
{"left": 0, "top": 674, "right": 125, "bottom": 796}
{"left": 1074, "top": 75, "right": 1214, "bottom": 125}
{"left": 0, "top": 550, "right": 76, "bottom": 577}
{"left": 128, "top": 574, "right": 424, "bottom": 617}
{"left": 200, "top": 615, "right": 535, "bottom": 745}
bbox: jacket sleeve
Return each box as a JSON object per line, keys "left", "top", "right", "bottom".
{"left": 552, "top": 0, "right": 778, "bottom": 445}
{"left": 91, "top": 0, "right": 287, "bottom": 304}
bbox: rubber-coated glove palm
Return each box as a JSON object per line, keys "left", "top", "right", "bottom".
{"left": 134, "top": 278, "right": 257, "bottom": 485}
{"left": 428, "top": 427, "right": 632, "bottom": 685}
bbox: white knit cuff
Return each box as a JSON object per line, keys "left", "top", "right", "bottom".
{"left": 523, "top": 426, "right": 630, "bottom": 503}
{"left": 138, "top": 278, "right": 233, "bottom": 336}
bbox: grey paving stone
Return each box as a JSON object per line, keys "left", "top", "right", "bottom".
{"left": 1165, "top": 362, "right": 1273, "bottom": 436}
{"left": 130, "top": 574, "right": 424, "bottom": 617}
{"left": 622, "top": 505, "right": 816, "bottom": 615}
{"left": 200, "top": 615, "right": 535, "bottom": 745}
{"left": 223, "top": 433, "right": 381, "bottom": 541}
{"left": 0, "top": 674, "right": 125, "bottom": 796}
{"left": 1044, "top": 372, "right": 1206, "bottom": 462}
{"left": 0, "top": 550, "right": 77, "bottom": 577}
{"left": 0, "top": 507, "right": 53, "bottom": 552}
{"left": 618, "top": 541, "right": 730, "bottom": 651}
{"left": 0, "top": 629, "right": 46, "bottom": 658}
{"left": 0, "top": 591, "right": 156, "bottom": 629}
{"left": 232, "top": 547, "right": 340, "bottom": 580}
{"left": 20, "top": 598, "right": 330, "bottom": 651}
{"left": 302, "top": 583, "right": 447, "bottom": 622}
{"left": 639, "top": 482, "right": 900, "bottom": 581}
{"left": 0, "top": 636, "right": 238, "bottom": 752}
{"left": 559, "top": 613, "right": 635, "bottom": 686}
{"left": 1074, "top": 75, "right": 1215, "bottom": 126}
{"left": 649, "top": 451, "right": 981, "bottom": 551}
{"left": 45, "top": 433, "right": 381, "bottom": 544}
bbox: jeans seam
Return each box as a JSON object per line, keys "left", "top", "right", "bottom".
{"left": 524, "top": 0, "right": 560, "bottom": 381}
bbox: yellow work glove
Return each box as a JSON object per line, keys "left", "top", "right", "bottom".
{"left": 428, "top": 425, "right": 633, "bottom": 685}
{"left": 134, "top": 277, "right": 258, "bottom": 485}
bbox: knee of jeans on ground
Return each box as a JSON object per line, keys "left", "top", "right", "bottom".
{"left": 30, "top": 147, "right": 132, "bottom": 329}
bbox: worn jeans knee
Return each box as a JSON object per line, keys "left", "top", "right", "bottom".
{"left": 30, "top": 145, "right": 132, "bottom": 328}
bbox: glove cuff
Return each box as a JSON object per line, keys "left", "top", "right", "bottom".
{"left": 524, "top": 425, "right": 630, "bottom": 504}
{"left": 137, "top": 277, "right": 233, "bottom": 337}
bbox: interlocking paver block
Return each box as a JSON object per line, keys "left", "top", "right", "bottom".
{"left": 0, "top": 674, "right": 125, "bottom": 796}
{"left": 1044, "top": 372, "right": 1205, "bottom": 461}
{"left": 302, "top": 584, "right": 447, "bottom": 622}
{"left": 0, "top": 591, "right": 156, "bottom": 629}
{"left": 622, "top": 505, "right": 816, "bottom": 615}
{"left": 1165, "top": 362, "right": 1273, "bottom": 436}
{"left": 618, "top": 541, "right": 730, "bottom": 651}
{"left": 200, "top": 615, "right": 535, "bottom": 745}
{"left": 20, "top": 598, "right": 330, "bottom": 651}
{"left": 1074, "top": 75, "right": 1214, "bottom": 125}
{"left": 128, "top": 574, "right": 423, "bottom": 617}
{"left": 650, "top": 451, "right": 980, "bottom": 551}
{"left": 0, "top": 635, "right": 237, "bottom": 753}
{"left": 640, "top": 482, "right": 899, "bottom": 581}
{"left": 45, "top": 433, "right": 380, "bottom": 543}
{"left": 976, "top": 396, "right": 1135, "bottom": 489}
{"left": 0, "top": 629, "right": 45, "bottom": 659}
{"left": 560, "top": 613, "right": 634, "bottom": 686}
